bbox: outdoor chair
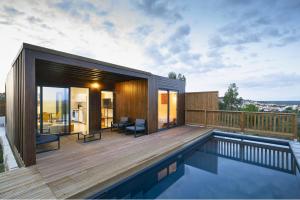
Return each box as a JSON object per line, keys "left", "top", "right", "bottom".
{"left": 125, "top": 119, "right": 147, "bottom": 137}
{"left": 36, "top": 133, "right": 60, "bottom": 153}
{"left": 111, "top": 117, "right": 130, "bottom": 131}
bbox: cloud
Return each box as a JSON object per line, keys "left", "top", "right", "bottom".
{"left": 240, "top": 73, "right": 300, "bottom": 88}
{"left": 102, "top": 21, "right": 115, "bottom": 32}
{"left": 136, "top": 25, "right": 153, "bottom": 36}
{"left": 208, "top": 0, "right": 300, "bottom": 51}
{"left": 3, "top": 6, "right": 24, "bottom": 16}
{"left": 53, "top": 0, "right": 108, "bottom": 22}
{"left": 27, "top": 16, "right": 43, "bottom": 24}
{"left": 145, "top": 24, "right": 239, "bottom": 75}
{"left": 163, "top": 24, "right": 191, "bottom": 54}
{"left": 269, "top": 34, "right": 300, "bottom": 47}
{"left": 135, "top": 0, "right": 182, "bottom": 23}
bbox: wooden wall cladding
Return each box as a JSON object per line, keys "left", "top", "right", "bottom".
{"left": 147, "top": 76, "right": 186, "bottom": 133}
{"left": 185, "top": 91, "right": 219, "bottom": 110}
{"left": 5, "top": 49, "right": 36, "bottom": 166}
{"left": 115, "top": 79, "right": 148, "bottom": 123}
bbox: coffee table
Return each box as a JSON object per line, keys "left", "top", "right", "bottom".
{"left": 77, "top": 130, "right": 101, "bottom": 143}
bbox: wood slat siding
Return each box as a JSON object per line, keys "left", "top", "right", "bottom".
{"left": 5, "top": 49, "right": 36, "bottom": 166}
{"left": 147, "top": 75, "right": 185, "bottom": 133}
{"left": 115, "top": 79, "right": 148, "bottom": 123}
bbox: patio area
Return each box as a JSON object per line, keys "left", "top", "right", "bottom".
{"left": 34, "top": 126, "right": 212, "bottom": 198}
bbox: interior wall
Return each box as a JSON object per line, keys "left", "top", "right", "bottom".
{"left": 115, "top": 79, "right": 148, "bottom": 123}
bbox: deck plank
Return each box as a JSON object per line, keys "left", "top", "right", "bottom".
{"left": 0, "top": 126, "right": 212, "bottom": 199}
{"left": 0, "top": 167, "right": 56, "bottom": 199}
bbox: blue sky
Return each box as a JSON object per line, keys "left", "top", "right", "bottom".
{"left": 0, "top": 0, "right": 299, "bottom": 100}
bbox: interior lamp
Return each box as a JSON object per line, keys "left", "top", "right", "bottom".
{"left": 91, "top": 82, "right": 100, "bottom": 89}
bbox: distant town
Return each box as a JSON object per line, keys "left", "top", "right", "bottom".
{"left": 243, "top": 100, "right": 300, "bottom": 113}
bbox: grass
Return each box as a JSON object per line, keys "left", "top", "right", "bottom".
{"left": 0, "top": 144, "right": 4, "bottom": 172}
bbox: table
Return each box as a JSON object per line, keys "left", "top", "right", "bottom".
{"left": 77, "top": 130, "right": 102, "bottom": 143}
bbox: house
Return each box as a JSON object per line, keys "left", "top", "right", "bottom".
{"left": 5, "top": 43, "right": 185, "bottom": 166}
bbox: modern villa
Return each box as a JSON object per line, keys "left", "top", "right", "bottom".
{"left": 1, "top": 43, "right": 299, "bottom": 199}
{"left": 5, "top": 43, "right": 185, "bottom": 166}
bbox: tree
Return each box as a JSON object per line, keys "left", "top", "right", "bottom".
{"left": 219, "top": 101, "right": 225, "bottom": 110}
{"left": 242, "top": 104, "right": 259, "bottom": 112}
{"left": 177, "top": 73, "right": 186, "bottom": 81}
{"left": 223, "top": 83, "right": 242, "bottom": 110}
{"left": 168, "top": 72, "right": 177, "bottom": 79}
{"left": 168, "top": 72, "right": 186, "bottom": 81}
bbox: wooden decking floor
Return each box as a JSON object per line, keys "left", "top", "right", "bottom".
{"left": 1, "top": 126, "right": 212, "bottom": 199}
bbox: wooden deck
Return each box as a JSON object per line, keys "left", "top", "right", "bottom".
{"left": 0, "top": 126, "right": 212, "bottom": 199}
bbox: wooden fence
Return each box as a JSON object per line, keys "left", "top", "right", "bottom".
{"left": 185, "top": 91, "right": 219, "bottom": 110}
{"left": 185, "top": 109, "right": 298, "bottom": 139}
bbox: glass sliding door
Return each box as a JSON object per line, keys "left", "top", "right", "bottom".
{"left": 38, "top": 87, "right": 70, "bottom": 134}
{"left": 101, "top": 91, "right": 113, "bottom": 128}
{"left": 71, "top": 87, "right": 89, "bottom": 133}
{"left": 157, "top": 90, "right": 178, "bottom": 130}
{"left": 158, "top": 90, "right": 169, "bottom": 129}
{"left": 169, "top": 91, "right": 178, "bottom": 127}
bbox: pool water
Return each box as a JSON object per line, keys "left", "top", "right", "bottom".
{"left": 95, "top": 135, "right": 300, "bottom": 199}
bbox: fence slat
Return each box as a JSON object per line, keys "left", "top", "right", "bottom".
{"left": 185, "top": 109, "right": 297, "bottom": 139}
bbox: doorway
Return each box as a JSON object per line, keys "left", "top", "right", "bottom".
{"left": 157, "top": 90, "right": 178, "bottom": 130}
{"left": 70, "top": 87, "right": 89, "bottom": 133}
{"left": 101, "top": 91, "right": 114, "bottom": 129}
{"left": 37, "top": 86, "right": 70, "bottom": 134}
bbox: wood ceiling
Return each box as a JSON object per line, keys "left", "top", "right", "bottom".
{"left": 36, "top": 59, "right": 144, "bottom": 86}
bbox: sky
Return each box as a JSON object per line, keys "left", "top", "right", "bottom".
{"left": 0, "top": 0, "right": 299, "bottom": 100}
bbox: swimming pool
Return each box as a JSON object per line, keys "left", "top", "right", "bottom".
{"left": 92, "top": 131, "right": 300, "bottom": 199}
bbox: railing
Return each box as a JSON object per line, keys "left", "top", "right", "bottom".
{"left": 185, "top": 109, "right": 298, "bottom": 139}
{"left": 201, "top": 137, "right": 296, "bottom": 174}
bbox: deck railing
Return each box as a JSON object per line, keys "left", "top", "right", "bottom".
{"left": 185, "top": 109, "right": 298, "bottom": 139}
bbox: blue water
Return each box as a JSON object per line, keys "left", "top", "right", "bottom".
{"left": 95, "top": 136, "right": 300, "bottom": 199}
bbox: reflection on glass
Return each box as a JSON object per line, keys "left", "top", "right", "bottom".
{"left": 101, "top": 91, "right": 113, "bottom": 128}
{"left": 71, "top": 87, "right": 89, "bottom": 133}
{"left": 169, "top": 91, "right": 177, "bottom": 127}
{"left": 40, "top": 87, "right": 69, "bottom": 134}
{"left": 158, "top": 90, "right": 168, "bottom": 129}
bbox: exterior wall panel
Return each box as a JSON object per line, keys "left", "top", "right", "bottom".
{"left": 115, "top": 79, "right": 148, "bottom": 123}
{"left": 5, "top": 49, "right": 36, "bottom": 166}
{"left": 147, "top": 75, "right": 185, "bottom": 133}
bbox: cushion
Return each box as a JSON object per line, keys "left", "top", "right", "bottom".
{"left": 120, "top": 117, "right": 129, "bottom": 123}
{"left": 135, "top": 119, "right": 145, "bottom": 126}
{"left": 112, "top": 123, "right": 126, "bottom": 128}
{"left": 126, "top": 126, "right": 145, "bottom": 132}
{"left": 36, "top": 134, "right": 59, "bottom": 145}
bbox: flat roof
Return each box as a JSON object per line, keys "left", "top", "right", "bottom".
{"left": 19, "top": 43, "right": 152, "bottom": 76}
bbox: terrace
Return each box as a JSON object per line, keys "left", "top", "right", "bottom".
{"left": 0, "top": 92, "right": 299, "bottom": 199}
{"left": 0, "top": 126, "right": 212, "bottom": 198}
{"left": 0, "top": 44, "right": 299, "bottom": 199}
